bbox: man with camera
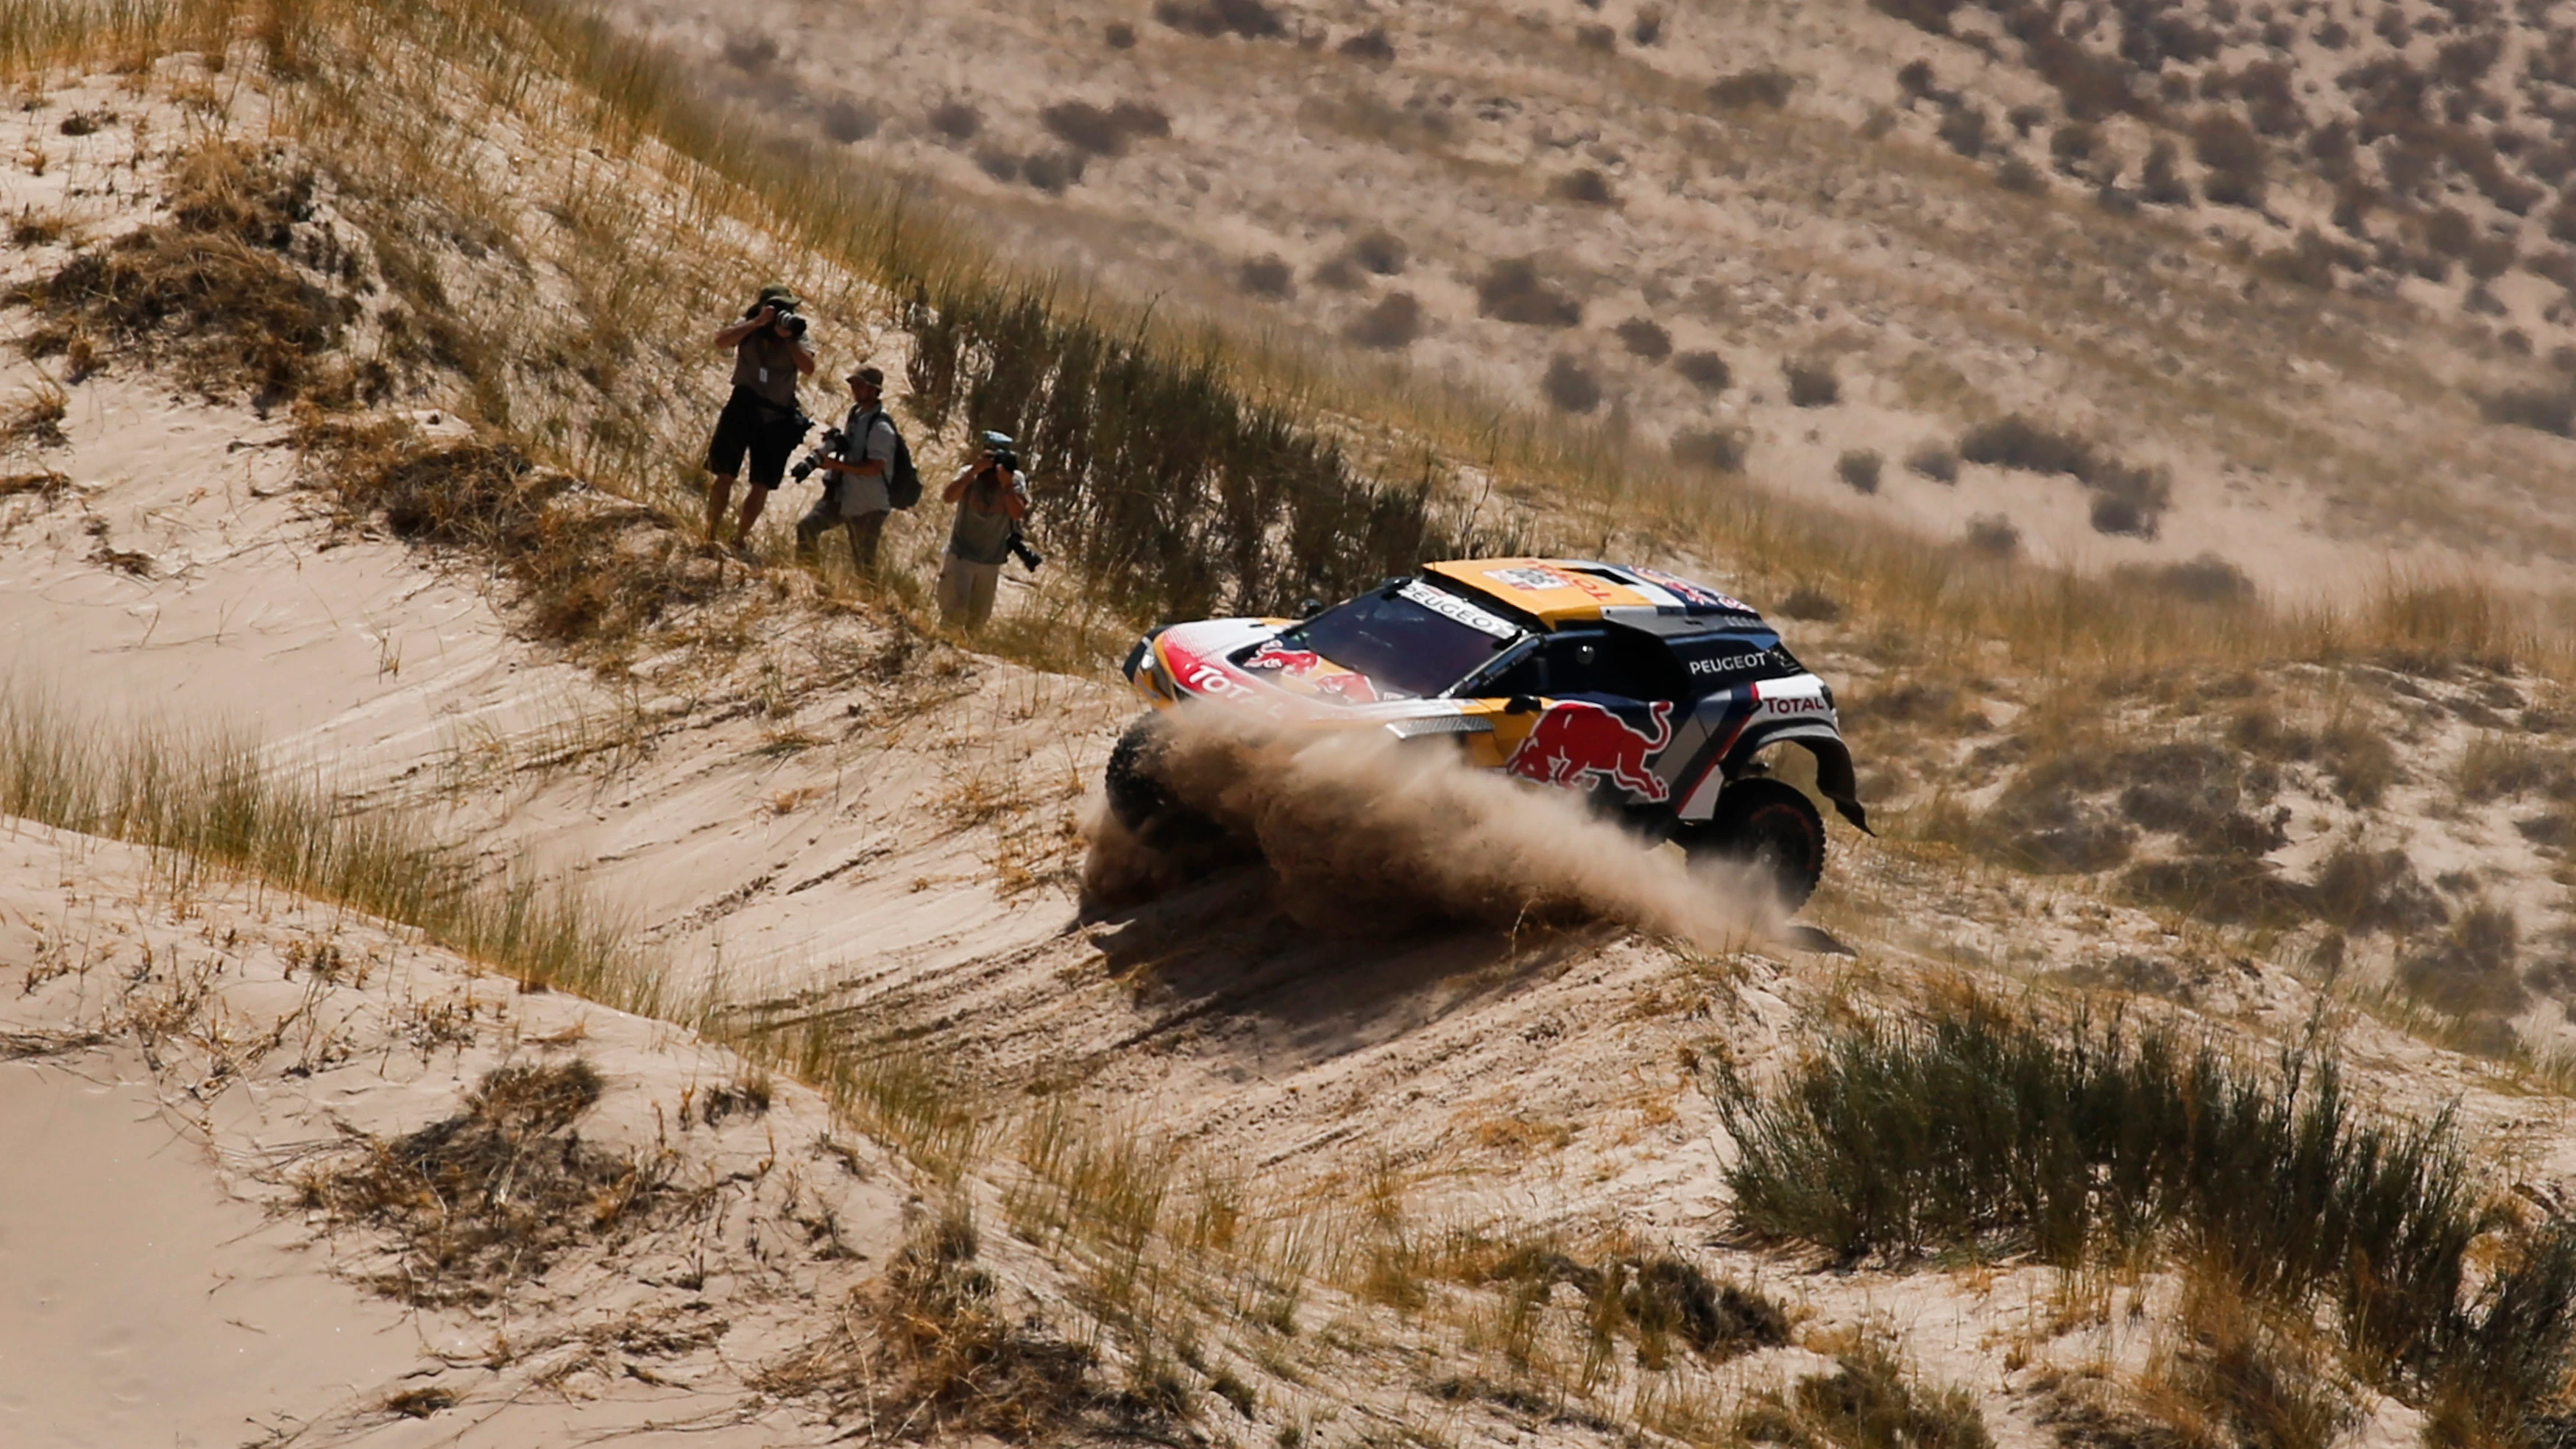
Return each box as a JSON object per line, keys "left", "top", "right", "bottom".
{"left": 936, "top": 433, "right": 1031, "bottom": 631}
{"left": 794, "top": 365, "right": 901, "bottom": 576}
{"left": 703, "top": 284, "right": 817, "bottom": 550}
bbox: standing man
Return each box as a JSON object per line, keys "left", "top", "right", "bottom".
{"left": 703, "top": 284, "right": 816, "bottom": 550}
{"left": 796, "top": 365, "right": 899, "bottom": 575}
{"left": 936, "top": 437, "right": 1030, "bottom": 631}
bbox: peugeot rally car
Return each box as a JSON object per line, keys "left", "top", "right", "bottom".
{"left": 1108, "top": 558, "right": 1867, "bottom": 908}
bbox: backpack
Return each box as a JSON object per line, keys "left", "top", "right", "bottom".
{"left": 856, "top": 407, "right": 922, "bottom": 509}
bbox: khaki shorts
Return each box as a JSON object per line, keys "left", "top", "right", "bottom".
{"left": 936, "top": 552, "right": 1001, "bottom": 629}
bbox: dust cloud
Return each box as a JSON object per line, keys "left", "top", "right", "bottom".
{"left": 1082, "top": 706, "right": 1783, "bottom": 949}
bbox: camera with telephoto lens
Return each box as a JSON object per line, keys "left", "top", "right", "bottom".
{"left": 788, "top": 426, "right": 846, "bottom": 483}
{"left": 746, "top": 298, "right": 808, "bottom": 339}
{"left": 1007, "top": 528, "right": 1044, "bottom": 573}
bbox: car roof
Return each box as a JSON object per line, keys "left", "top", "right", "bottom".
{"left": 1421, "top": 558, "right": 1766, "bottom": 630}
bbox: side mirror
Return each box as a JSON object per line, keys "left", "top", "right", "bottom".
{"left": 1299, "top": 597, "right": 1326, "bottom": 618}
{"left": 1504, "top": 695, "right": 1541, "bottom": 715}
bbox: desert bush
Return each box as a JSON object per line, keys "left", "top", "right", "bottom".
{"left": 1937, "top": 103, "right": 1989, "bottom": 157}
{"left": 1958, "top": 415, "right": 2169, "bottom": 537}
{"left": 1237, "top": 254, "right": 1294, "bottom": 297}
{"left": 1469, "top": 1247, "right": 1788, "bottom": 1367}
{"left": 1630, "top": 7, "right": 1664, "bottom": 45}
{"left": 1836, "top": 449, "right": 1883, "bottom": 494}
{"left": 901, "top": 283, "right": 1482, "bottom": 620}
{"left": 11, "top": 141, "right": 338, "bottom": 403}
{"left": 1708, "top": 68, "right": 1794, "bottom": 109}
{"left": 1337, "top": 26, "right": 1393, "bottom": 61}
{"left": 1783, "top": 358, "right": 1839, "bottom": 407}
{"left": 721, "top": 30, "right": 778, "bottom": 72}
{"left": 1039, "top": 99, "right": 1170, "bottom": 156}
{"left": 2142, "top": 138, "right": 2191, "bottom": 203}
{"left": 1475, "top": 257, "right": 1582, "bottom": 327}
{"left": 1964, "top": 512, "right": 2017, "bottom": 557}
{"left": 308, "top": 1060, "right": 674, "bottom": 1305}
{"left": 1155, "top": 0, "right": 1284, "bottom": 39}
{"left": 2051, "top": 121, "right": 2102, "bottom": 173}
{"left": 1542, "top": 354, "right": 1602, "bottom": 414}
{"left": 1344, "top": 292, "right": 1422, "bottom": 350}
{"left": 2481, "top": 383, "right": 2576, "bottom": 436}
{"left": 1735, "top": 1336, "right": 1992, "bottom": 1449}
{"left": 2319, "top": 712, "right": 2397, "bottom": 807}
{"left": 2114, "top": 553, "right": 2257, "bottom": 606}
{"left": 1714, "top": 998, "right": 2576, "bottom": 1413}
{"left": 2397, "top": 900, "right": 2526, "bottom": 1018}
{"left": 2311, "top": 845, "right": 2446, "bottom": 934}
{"left": 1674, "top": 350, "right": 1732, "bottom": 392}
{"left": 1554, "top": 167, "right": 1616, "bottom": 205}
{"left": 1347, "top": 228, "right": 1406, "bottom": 275}
{"left": 1906, "top": 442, "right": 1958, "bottom": 483}
{"left": 1671, "top": 426, "right": 1749, "bottom": 473}
{"left": 1020, "top": 151, "right": 1085, "bottom": 193}
{"left": 927, "top": 99, "right": 981, "bottom": 140}
{"left": 818, "top": 99, "right": 877, "bottom": 144}
{"left": 1105, "top": 21, "right": 1136, "bottom": 47}
{"left": 1777, "top": 584, "right": 1843, "bottom": 622}
{"left": 1309, "top": 257, "right": 1361, "bottom": 290}
{"left": 1996, "top": 157, "right": 2046, "bottom": 194}
{"left": 1614, "top": 317, "right": 1671, "bottom": 360}
{"left": 1574, "top": 22, "right": 1616, "bottom": 51}
{"left": 760, "top": 1205, "right": 1101, "bottom": 1436}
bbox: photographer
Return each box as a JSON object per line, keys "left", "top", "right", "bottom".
{"left": 794, "top": 365, "right": 900, "bottom": 576}
{"left": 935, "top": 436, "right": 1031, "bottom": 631}
{"left": 703, "top": 284, "right": 817, "bottom": 550}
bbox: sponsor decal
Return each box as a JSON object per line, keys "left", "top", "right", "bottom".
{"left": 1483, "top": 564, "right": 1574, "bottom": 593}
{"left": 1687, "top": 651, "right": 1774, "bottom": 678}
{"left": 1506, "top": 700, "right": 1677, "bottom": 803}
{"left": 1242, "top": 639, "right": 1323, "bottom": 675}
{"left": 1398, "top": 579, "right": 1520, "bottom": 640}
{"left": 1630, "top": 566, "right": 1758, "bottom": 617}
{"left": 1315, "top": 673, "right": 1380, "bottom": 704}
{"left": 1763, "top": 694, "right": 1830, "bottom": 717}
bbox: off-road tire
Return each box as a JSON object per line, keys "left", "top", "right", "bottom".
{"left": 1104, "top": 715, "right": 1220, "bottom": 848}
{"left": 1680, "top": 778, "right": 1827, "bottom": 912}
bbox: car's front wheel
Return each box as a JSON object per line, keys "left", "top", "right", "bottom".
{"left": 1677, "top": 778, "right": 1826, "bottom": 912}
{"left": 1104, "top": 714, "right": 1221, "bottom": 847}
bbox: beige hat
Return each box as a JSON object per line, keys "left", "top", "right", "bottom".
{"left": 848, "top": 365, "right": 885, "bottom": 387}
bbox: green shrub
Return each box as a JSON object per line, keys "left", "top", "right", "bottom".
{"left": 1713, "top": 1000, "right": 2576, "bottom": 1413}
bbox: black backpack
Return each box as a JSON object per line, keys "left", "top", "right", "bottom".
{"left": 857, "top": 408, "right": 922, "bottom": 509}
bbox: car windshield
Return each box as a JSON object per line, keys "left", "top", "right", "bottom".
{"left": 1273, "top": 578, "right": 1524, "bottom": 699}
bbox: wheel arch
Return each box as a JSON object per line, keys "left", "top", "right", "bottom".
{"left": 1719, "top": 723, "right": 1871, "bottom": 835}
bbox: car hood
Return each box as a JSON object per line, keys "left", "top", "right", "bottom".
{"left": 1136, "top": 620, "right": 1471, "bottom": 722}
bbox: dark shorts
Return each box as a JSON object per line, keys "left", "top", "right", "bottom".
{"left": 706, "top": 387, "right": 801, "bottom": 489}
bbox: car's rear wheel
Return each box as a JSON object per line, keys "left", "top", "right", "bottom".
{"left": 1105, "top": 714, "right": 1220, "bottom": 848}
{"left": 1679, "top": 778, "right": 1826, "bottom": 912}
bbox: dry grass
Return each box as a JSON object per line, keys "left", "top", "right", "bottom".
{"left": 0, "top": 679, "right": 661, "bottom": 1012}
{"left": 302, "top": 1058, "right": 681, "bottom": 1305}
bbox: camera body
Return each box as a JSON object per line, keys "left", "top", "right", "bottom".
{"left": 980, "top": 430, "right": 1020, "bottom": 475}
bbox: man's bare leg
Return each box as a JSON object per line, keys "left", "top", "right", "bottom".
{"left": 732, "top": 486, "right": 771, "bottom": 549}
{"left": 705, "top": 473, "right": 735, "bottom": 541}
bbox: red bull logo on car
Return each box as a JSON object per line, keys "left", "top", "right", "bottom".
{"left": 1506, "top": 700, "right": 1676, "bottom": 803}
{"left": 1243, "top": 640, "right": 1323, "bottom": 674}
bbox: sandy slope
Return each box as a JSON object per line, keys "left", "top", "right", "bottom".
{"left": 0, "top": 819, "right": 918, "bottom": 1448}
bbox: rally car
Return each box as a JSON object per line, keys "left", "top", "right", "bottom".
{"left": 1107, "top": 558, "right": 1867, "bottom": 908}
